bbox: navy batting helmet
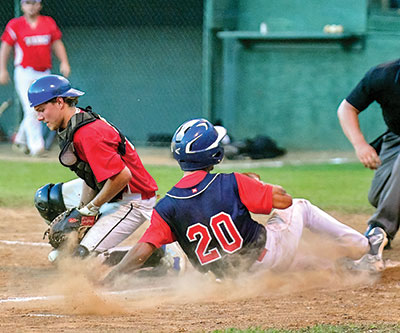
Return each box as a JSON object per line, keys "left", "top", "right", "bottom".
{"left": 34, "top": 183, "right": 67, "bottom": 224}
{"left": 28, "top": 75, "right": 85, "bottom": 107}
{"left": 171, "top": 118, "right": 227, "bottom": 171}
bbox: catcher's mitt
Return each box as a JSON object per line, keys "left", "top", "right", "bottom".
{"left": 44, "top": 208, "right": 97, "bottom": 249}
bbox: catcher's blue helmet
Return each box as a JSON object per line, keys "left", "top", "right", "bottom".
{"left": 171, "top": 118, "right": 227, "bottom": 171}
{"left": 28, "top": 75, "right": 85, "bottom": 107}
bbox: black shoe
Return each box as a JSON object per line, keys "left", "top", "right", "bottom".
{"left": 102, "top": 250, "right": 129, "bottom": 266}
{"left": 366, "top": 227, "right": 388, "bottom": 259}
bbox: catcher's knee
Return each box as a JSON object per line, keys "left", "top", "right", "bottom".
{"left": 73, "top": 245, "right": 90, "bottom": 258}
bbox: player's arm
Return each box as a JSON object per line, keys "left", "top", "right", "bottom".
{"left": 52, "top": 39, "right": 70, "bottom": 77}
{"left": 78, "top": 166, "right": 131, "bottom": 216}
{"left": 337, "top": 99, "right": 380, "bottom": 170}
{"left": 235, "top": 173, "right": 292, "bottom": 214}
{"left": 79, "top": 181, "right": 97, "bottom": 207}
{"left": 103, "top": 242, "right": 157, "bottom": 285}
{"left": 92, "top": 166, "right": 131, "bottom": 206}
{"left": 0, "top": 42, "right": 12, "bottom": 85}
{"left": 102, "top": 209, "right": 175, "bottom": 285}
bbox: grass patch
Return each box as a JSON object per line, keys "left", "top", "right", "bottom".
{"left": 228, "top": 163, "right": 374, "bottom": 213}
{"left": 0, "top": 160, "right": 374, "bottom": 213}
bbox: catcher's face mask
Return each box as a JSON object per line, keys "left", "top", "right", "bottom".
{"left": 59, "top": 142, "right": 78, "bottom": 167}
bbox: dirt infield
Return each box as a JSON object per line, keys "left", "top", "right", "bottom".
{"left": 1, "top": 207, "right": 399, "bottom": 332}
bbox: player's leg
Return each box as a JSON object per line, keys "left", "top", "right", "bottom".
{"left": 367, "top": 133, "right": 400, "bottom": 243}
{"left": 61, "top": 178, "right": 84, "bottom": 209}
{"left": 257, "top": 200, "right": 306, "bottom": 271}
{"left": 14, "top": 67, "right": 47, "bottom": 156}
{"left": 13, "top": 66, "right": 29, "bottom": 150}
{"left": 257, "top": 199, "right": 369, "bottom": 272}
{"left": 297, "top": 199, "right": 369, "bottom": 259}
{"left": 80, "top": 194, "right": 157, "bottom": 253}
{"left": 288, "top": 199, "right": 389, "bottom": 272}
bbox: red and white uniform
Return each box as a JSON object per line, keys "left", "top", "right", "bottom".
{"left": 2, "top": 16, "right": 61, "bottom": 70}
{"left": 70, "top": 114, "right": 158, "bottom": 253}
{"left": 1, "top": 15, "right": 62, "bottom": 155}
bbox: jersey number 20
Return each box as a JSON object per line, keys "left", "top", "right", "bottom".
{"left": 186, "top": 212, "right": 243, "bottom": 265}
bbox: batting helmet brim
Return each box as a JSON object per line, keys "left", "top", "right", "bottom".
{"left": 59, "top": 88, "right": 85, "bottom": 98}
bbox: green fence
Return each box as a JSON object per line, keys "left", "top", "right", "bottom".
{"left": 204, "top": 0, "right": 400, "bottom": 150}
{"left": 2, "top": 1, "right": 400, "bottom": 151}
{"left": 0, "top": 0, "right": 203, "bottom": 146}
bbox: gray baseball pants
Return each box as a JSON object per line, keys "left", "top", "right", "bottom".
{"left": 367, "top": 131, "right": 400, "bottom": 240}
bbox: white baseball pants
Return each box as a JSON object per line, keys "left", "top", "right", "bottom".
{"left": 81, "top": 192, "right": 156, "bottom": 253}
{"left": 14, "top": 66, "right": 49, "bottom": 156}
{"left": 61, "top": 178, "right": 84, "bottom": 209}
{"left": 256, "top": 199, "right": 369, "bottom": 272}
{"left": 60, "top": 178, "right": 156, "bottom": 253}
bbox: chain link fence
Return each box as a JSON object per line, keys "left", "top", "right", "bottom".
{"left": 0, "top": 0, "right": 203, "bottom": 146}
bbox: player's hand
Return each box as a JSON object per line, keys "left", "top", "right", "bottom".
{"left": 60, "top": 62, "right": 71, "bottom": 78}
{"left": 271, "top": 185, "right": 293, "bottom": 209}
{"left": 355, "top": 142, "right": 381, "bottom": 170}
{"left": 0, "top": 70, "right": 10, "bottom": 85}
{"left": 78, "top": 201, "right": 100, "bottom": 217}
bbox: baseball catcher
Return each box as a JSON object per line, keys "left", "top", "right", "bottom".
{"left": 35, "top": 179, "right": 187, "bottom": 273}
{"left": 34, "top": 179, "right": 91, "bottom": 256}
{"left": 28, "top": 75, "right": 159, "bottom": 262}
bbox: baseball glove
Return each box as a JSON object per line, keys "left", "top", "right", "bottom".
{"left": 44, "top": 208, "right": 97, "bottom": 249}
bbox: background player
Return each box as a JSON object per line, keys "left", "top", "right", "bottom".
{"left": 28, "top": 74, "right": 158, "bottom": 262}
{"left": 0, "top": 0, "right": 70, "bottom": 156}
{"left": 104, "top": 119, "right": 388, "bottom": 283}
{"left": 337, "top": 58, "right": 400, "bottom": 249}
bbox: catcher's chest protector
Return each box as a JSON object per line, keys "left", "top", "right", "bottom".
{"left": 58, "top": 106, "right": 126, "bottom": 193}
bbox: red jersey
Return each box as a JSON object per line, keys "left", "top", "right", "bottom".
{"left": 73, "top": 116, "right": 158, "bottom": 199}
{"left": 1, "top": 15, "right": 62, "bottom": 71}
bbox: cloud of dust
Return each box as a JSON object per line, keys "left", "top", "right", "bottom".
{"left": 101, "top": 232, "right": 379, "bottom": 309}
{"left": 46, "top": 254, "right": 128, "bottom": 315}
{"left": 42, "top": 230, "right": 380, "bottom": 314}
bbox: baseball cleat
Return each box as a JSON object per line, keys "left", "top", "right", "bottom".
{"left": 100, "top": 247, "right": 131, "bottom": 266}
{"left": 12, "top": 143, "right": 30, "bottom": 155}
{"left": 364, "top": 225, "right": 391, "bottom": 250}
{"left": 337, "top": 254, "right": 386, "bottom": 273}
{"left": 366, "top": 227, "right": 388, "bottom": 260}
{"left": 336, "top": 227, "right": 388, "bottom": 274}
